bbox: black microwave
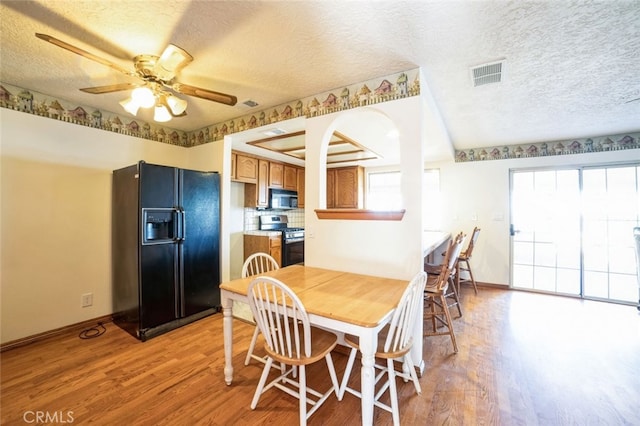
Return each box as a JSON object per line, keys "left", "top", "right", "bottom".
{"left": 269, "top": 189, "right": 298, "bottom": 210}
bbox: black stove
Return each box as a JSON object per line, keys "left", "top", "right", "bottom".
{"left": 259, "top": 215, "right": 304, "bottom": 266}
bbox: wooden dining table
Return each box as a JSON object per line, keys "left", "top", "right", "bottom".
{"left": 220, "top": 264, "right": 411, "bottom": 426}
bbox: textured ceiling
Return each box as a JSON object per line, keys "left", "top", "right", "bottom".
{"left": 1, "top": 0, "right": 639, "bottom": 151}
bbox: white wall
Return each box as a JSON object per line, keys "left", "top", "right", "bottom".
{"left": 429, "top": 149, "right": 640, "bottom": 286}
{"left": 0, "top": 108, "right": 219, "bottom": 344}
{"left": 304, "top": 96, "right": 427, "bottom": 280}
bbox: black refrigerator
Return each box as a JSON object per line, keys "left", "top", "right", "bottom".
{"left": 112, "top": 161, "right": 221, "bottom": 341}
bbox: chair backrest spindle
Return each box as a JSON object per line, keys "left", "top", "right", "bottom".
{"left": 384, "top": 271, "right": 428, "bottom": 354}
{"left": 248, "top": 277, "right": 312, "bottom": 360}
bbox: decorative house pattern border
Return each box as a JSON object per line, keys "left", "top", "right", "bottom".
{"left": 0, "top": 68, "right": 419, "bottom": 148}
{"left": 0, "top": 83, "right": 190, "bottom": 146}
{"left": 454, "top": 133, "right": 640, "bottom": 162}
{"left": 187, "top": 70, "right": 419, "bottom": 146}
{"left": 3, "top": 73, "right": 637, "bottom": 162}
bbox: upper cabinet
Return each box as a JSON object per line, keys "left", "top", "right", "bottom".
{"left": 233, "top": 150, "right": 304, "bottom": 209}
{"left": 296, "top": 168, "right": 305, "bottom": 208}
{"left": 284, "top": 165, "right": 298, "bottom": 191}
{"left": 234, "top": 154, "right": 259, "bottom": 184}
{"left": 268, "top": 162, "right": 284, "bottom": 188}
{"left": 327, "top": 166, "right": 364, "bottom": 209}
{"left": 244, "top": 159, "right": 269, "bottom": 208}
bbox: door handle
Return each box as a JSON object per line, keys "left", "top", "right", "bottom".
{"left": 510, "top": 224, "right": 520, "bottom": 236}
{"left": 180, "top": 209, "right": 186, "bottom": 241}
{"left": 174, "top": 208, "right": 186, "bottom": 241}
{"left": 173, "top": 209, "right": 182, "bottom": 242}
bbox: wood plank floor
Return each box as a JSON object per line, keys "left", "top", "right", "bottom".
{"left": 2, "top": 286, "right": 639, "bottom": 425}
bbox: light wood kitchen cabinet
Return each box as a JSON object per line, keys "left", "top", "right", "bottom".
{"left": 327, "top": 166, "right": 364, "bottom": 209}
{"left": 244, "top": 234, "right": 282, "bottom": 267}
{"left": 269, "top": 162, "right": 284, "bottom": 188}
{"left": 296, "top": 168, "right": 305, "bottom": 207}
{"left": 234, "top": 154, "right": 258, "bottom": 183}
{"left": 244, "top": 159, "right": 269, "bottom": 208}
{"left": 231, "top": 152, "right": 236, "bottom": 180}
{"left": 284, "top": 165, "right": 298, "bottom": 191}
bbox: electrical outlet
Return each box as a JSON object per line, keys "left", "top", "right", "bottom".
{"left": 81, "top": 293, "right": 93, "bottom": 308}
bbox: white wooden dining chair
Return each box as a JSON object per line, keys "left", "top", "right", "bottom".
{"left": 247, "top": 276, "right": 340, "bottom": 426}
{"left": 337, "top": 270, "right": 428, "bottom": 426}
{"left": 241, "top": 252, "right": 279, "bottom": 366}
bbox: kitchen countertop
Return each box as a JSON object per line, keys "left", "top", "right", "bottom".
{"left": 244, "top": 230, "right": 283, "bottom": 237}
{"left": 423, "top": 231, "right": 451, "bottom": 257}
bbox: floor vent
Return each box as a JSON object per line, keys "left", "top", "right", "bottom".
{"left": 471, "top": 60, "right": 504, "bottom": 87}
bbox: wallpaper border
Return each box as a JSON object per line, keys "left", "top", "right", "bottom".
{"left": 0, "top": 68, "right": 419, "bottom": 147}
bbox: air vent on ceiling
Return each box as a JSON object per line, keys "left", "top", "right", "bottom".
{"left": 242, "top": 99, "right": 259, "bottom": 108}
{"left": 471, "top": 60, "right": 504, "bottom": 87}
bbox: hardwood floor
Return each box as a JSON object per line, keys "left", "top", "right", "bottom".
{"left": 2, "top": 286, "right": 639, "bottom": 425}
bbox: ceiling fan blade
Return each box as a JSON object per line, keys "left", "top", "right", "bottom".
{"left": 35, "top": 33, "right": 132, "bottom": 76}
{"left": 172, "top": 83, "right": 237, "bottom": 106}
{"left": 79, "top": 83, "right": 138, "bottom": 94}
{"left": 154, "top": 44, "right": 193, "bottom": 81}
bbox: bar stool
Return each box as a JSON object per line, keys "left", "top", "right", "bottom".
{"left": 423, "top": 232, "right": 465, "bottom": 353}
{"left": 457, "top": 227, "right": 481, "bottom": 294}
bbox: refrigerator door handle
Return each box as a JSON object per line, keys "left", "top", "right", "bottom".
{"left": 173, "top": 209, "right": 182, "bottom": 242}
{"left": 180, "top": 208, "right": 186, "bottom": 241}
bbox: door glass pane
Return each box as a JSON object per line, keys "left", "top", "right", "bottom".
{"left": 511, "top": 169, "right": 581, "bottom": 295}
{"left": 513, "top": 164, "right": 640, "bottom": 305}
{"left": 583, "top": 165, "right": 640, "bottom": 304}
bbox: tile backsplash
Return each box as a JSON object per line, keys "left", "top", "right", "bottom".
{"left": 244, "top": 208, "right": 305, "bottom": 231}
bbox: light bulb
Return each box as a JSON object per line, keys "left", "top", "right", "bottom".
{"left": 131, "top": 87, "right": 155, "bottom": 108}
{"left": 119, "top": 97, "right": 140, "bottom": 115}
{"left": 166, "top": 95, "right": 187, "bottom": 115}
{"left": 154, "top": 104, "right": 172, "bottom": 122}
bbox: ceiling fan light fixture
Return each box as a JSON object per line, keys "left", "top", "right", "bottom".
{"left": 166, "top": 94, "right": 188, "bottom": 115}
{"left": 131, "top": 86, "right": 155, "bottom": 108}
{"left": 155, "top": 44, "right": 193, "bottom": 81}
{"left": 119, "top": 97, "right": 140, "bottom": 115}
{"left": 154, "top": 103, "right": 172, "bottom": 122}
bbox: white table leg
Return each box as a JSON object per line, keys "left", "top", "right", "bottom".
{"left": 359, "top": 328, "right": 376, "bottom": 425}
{"left": 222, "top": 292, "right": 234, "bottom": 385}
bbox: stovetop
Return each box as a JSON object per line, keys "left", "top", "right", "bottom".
{"left": 283, "top": 227, "right": 304, "bottom": 232}
{"left": 259, "top": 215, "right": 304, "bottom": 234}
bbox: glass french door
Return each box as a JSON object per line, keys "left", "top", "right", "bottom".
{"left": 510, "top": 164, "right": 640, "bottom": 305}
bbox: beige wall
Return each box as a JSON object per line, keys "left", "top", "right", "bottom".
{"left": 0, "top": 109, "right": 221, "bottom": 344}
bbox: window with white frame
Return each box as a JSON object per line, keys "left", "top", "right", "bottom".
{"left": 366, "top": 170, "right": 402, "bottom": 210}
{"left": 364, "top": 169, "right": 441, "bottom": 229}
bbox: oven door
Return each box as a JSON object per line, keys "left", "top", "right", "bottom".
{"left": 282, "top": 239, "right": 304, "bottom": 266}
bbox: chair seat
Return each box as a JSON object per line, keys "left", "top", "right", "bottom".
{"left": 266, "top": 325, "right": 338, "bottom": 366}
{"left": 424, "top": 274, "right": 447, "bottom": 294}
{"left": 424, "top": 263, "right": 441, "bottom": 275}
{"left": 344, "top": 325, "right": 412, "bottom": 360}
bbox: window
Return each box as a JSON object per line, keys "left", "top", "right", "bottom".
{"left": 364, "top": 169, "right": 441, "bottom": 228}
{"left": 366, "top": 170, "right": 402, "bottom": 210}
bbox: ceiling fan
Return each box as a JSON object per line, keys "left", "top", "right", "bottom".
{"left": 35, "top": 33, "right": 237, "bottom": 122}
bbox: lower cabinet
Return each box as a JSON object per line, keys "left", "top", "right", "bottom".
{"left": 244, "top": 234, "right": 282, "bottom": 267}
